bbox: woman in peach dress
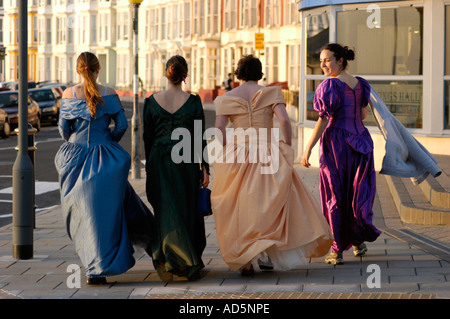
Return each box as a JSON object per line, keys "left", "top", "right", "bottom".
{"left": 211, "top": 55, "right": 333, "bottom": 275}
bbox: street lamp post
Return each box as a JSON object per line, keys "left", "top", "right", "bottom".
{"left": 129, "top": 0, "right": 144, "bottom": 179}
{"left": 12, "top": 0, "right": 34, "bottom": 260}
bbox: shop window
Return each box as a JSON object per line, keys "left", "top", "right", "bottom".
{"left": 306, "top": 12, "right": 329, "bottom": 75}
{"left": 305, "top": 6, "right": 424, "bottom": 128}
{"left": 337, "top": 6, "right": 423, "bottom": 76}
{"left": 305, "top": 12, "right": 329, "bottom": 121}
{"left": 444, "top": 80, "right": 450, "bottom": 129}
{"left": 336, "top": 6, "right": 423, "bottom": 128}
{"left": 445, "top": 6, "right": 450, "bottom": 129}
{"left": 369, "top": 81, "right": 423, "bottom": 129}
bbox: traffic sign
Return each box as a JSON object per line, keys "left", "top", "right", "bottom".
{"left": 255, "top": 33, "right": 264, "bottom": 50}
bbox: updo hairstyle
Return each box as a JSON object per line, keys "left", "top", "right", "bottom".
{"left": 165, "top": 55, "right": 188, "bottom": 85}
{"left": 321, "top": 43, "right": 355, "bottom": 70}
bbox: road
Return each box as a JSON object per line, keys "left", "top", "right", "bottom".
{"left": 0, "top": 99, "right": 216, "bottom": 228}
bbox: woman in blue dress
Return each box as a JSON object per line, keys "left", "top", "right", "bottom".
{"left": 54, "top": 52, "right": 154, "bottom": 285}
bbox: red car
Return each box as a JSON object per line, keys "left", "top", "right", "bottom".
{"left": 0, "top": 91, "right": 41, "bottom": 132}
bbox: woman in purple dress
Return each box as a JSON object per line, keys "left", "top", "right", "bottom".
{"left": 301, "top": 43, "right": 381, "bottom": 265}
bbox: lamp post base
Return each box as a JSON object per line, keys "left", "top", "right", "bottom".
{"left": 13, "top": 244, "right": 33, "bottom": 260}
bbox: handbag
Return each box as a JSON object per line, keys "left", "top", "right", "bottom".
{"left": 197, "top": 170, "right": 212, "bottom": 217}
{"left": 197, "top": 186, "right": 212, "bottom": 217}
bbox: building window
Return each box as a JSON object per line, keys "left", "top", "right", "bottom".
{"left": 265, "top": 0, "right": 280, "bottom": 27}
{"left": 46, "top": 18, "right": 52, "bottom": 45}
{"left": 55, "top": 56, "right": 59, "bottom": 81}
{"left": 38, "top": 57, "right": 45, "bottom": 82}
{"left": 304, "top": 12, "right": 329, "bottom": 121}
{"left": 0, "top": 18, "right": 3, "bottom": 43}
{"left": 272, "top": 46, "right": 278, "bottom": 82}
{"left": 173, "top": 4, "right": 179, "bottom": 39}
{"left": 306, "top": 12, "right": 329, "bottom": 76}
{"left": 150, "top": 8, "right": 159, "bottom": 41}
{"left": 304, "top": 6, "right": 424, "bottom": 129}
{"left": 241, "top": 0, "right": 258, "bottom": 28}
{"left": 117, "top": 54, "right": 130, "bottom": 87}
{"left": 45, "top": 57, "right": 51, "bottom": 81}
{"left": 101, "top": 14, "right": 109, "bottom": 42}
{"left": 33, "top": 16, "right": 38, "bottom": 43}
{"left": 161, "top": 7, "right": 166, "bottom": 40}
{"left": 56, "top": 17, "right": 66, "bottom": 44}
{"left": 91, "top": 15, "right": 97, "bottom": 44}
{"left": 117, "top": 12, "right": 129, "bottom": 41}
{"left": 68, "top": 57, "right": 73, "bottom": 84}
{"left": 184, "top": 1, "right": 190, "bottom": 37}
{"left": 208, "top": 0, "right": 219, "bottom": 34}
{"left": 288, "top": 44, "right": 300, "bottom": 89}
{"left": 446, "top": 5, "right": 450, "bottom": 130}
{"left": 337, "top": 7, "right": 423, "bottom": 76}
{"left": 224, "top": 0, "right": 237, "bottom": 30}
{"left": 38, "top": 18, "right": 44, "bottom": 44}
{"left": 15, "top": 17, "right": 19, "bottom": 43}
{"left": 200, "top": 0, "right": 205, "bottom": 35}
{"left": 285, "top": 0, "right": 299, "bottom": 25}
{"left": 68, "top": 17, "right": 73, "bottom": 44}
{"left": 337, "top": 6, "right": 423, "bottom": 129}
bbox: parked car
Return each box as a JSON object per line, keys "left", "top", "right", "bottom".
{"left": 0, "top": 81, "right": 15, "bottom": 90}
{"left": 38, "top": 83, "right": 67, "bottom": 98}
{"left": 0, "top": 91, "right": 41, "bottom": 131}
{"left": 11, "top": 81, "right": 37, "bottom": 90}
{"left": 28, "top": 88, "right": 61, "bottom": 125}
{"left": 0, "top": 108, "right": 10, "bottom": 138}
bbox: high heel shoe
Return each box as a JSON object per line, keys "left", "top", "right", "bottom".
{"left": 86, "top": 277, "right": 107, "bottom": 285}
{"left": 239, "top": 264, "right": 254, "bottom": 276}
{"left": 353, "top": 243, "right": 368, "bottom": 257}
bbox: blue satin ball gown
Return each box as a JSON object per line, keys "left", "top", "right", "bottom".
{"left": 54, "top": 92, "right": 154, "bottom": 279}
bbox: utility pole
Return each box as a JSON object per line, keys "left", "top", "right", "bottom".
{"left": 129, "top": 0, "right": 144, "bottom": 179}
{"left": 12, "top": 0, "right": 34, "bottom": 260}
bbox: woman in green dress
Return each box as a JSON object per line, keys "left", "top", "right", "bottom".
{"left": 143, "top": 55, "right": 210, "bottom": 282}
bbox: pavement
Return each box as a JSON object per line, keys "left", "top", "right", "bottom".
{"left": 1, "top": 100, "right": 450, "bottom": 302}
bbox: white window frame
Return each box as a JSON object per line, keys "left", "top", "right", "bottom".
{"left": 299, "top": 1, "right": 440, "bottom": 136}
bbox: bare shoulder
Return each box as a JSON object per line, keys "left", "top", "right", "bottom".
{"left": 105, "top": 86, "right": 117, "bottom": 96}
{"left": 62, "top": 87, "right": 74, "bottom": 99}
{"left": 98, "top": 85, "right": 117, "bottom": 96}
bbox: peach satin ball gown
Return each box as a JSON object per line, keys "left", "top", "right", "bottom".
{"left": 211, "top": 86, "right": 333, "bottom": 272}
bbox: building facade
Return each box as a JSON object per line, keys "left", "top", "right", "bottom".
{"left": 3, "top": 0, "right": 447, "bottom": 166}
{"left": 297, "top": 0, "right": 450, "bottom": 169}
{"left": 2, "top": 0, "right": 301, "bottom": 113}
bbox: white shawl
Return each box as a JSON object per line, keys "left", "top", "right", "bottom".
{"left": 369, "top": 87, "right": 442, "bottom": 185}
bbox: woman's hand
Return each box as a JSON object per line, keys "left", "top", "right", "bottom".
{"left": 300, "top": 116, "right": 329, "bottom": 168}
{"left": 300, "top": 148, "right": 312, "bottom": 168}
{"left": 202, "top": 166, "right": 210, "bottom": 188}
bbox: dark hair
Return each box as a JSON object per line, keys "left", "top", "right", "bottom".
{"left": 234, "top": 55, "right": 263, "bottom": 81}
{"left": 165, "top": 55, "right": 188, "bottom": 85}
{"left": 321, "top": 43, "right": 355, "bottom": 70}
{"left": 76, "top": 52, "right": 101, "bottom": 117}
